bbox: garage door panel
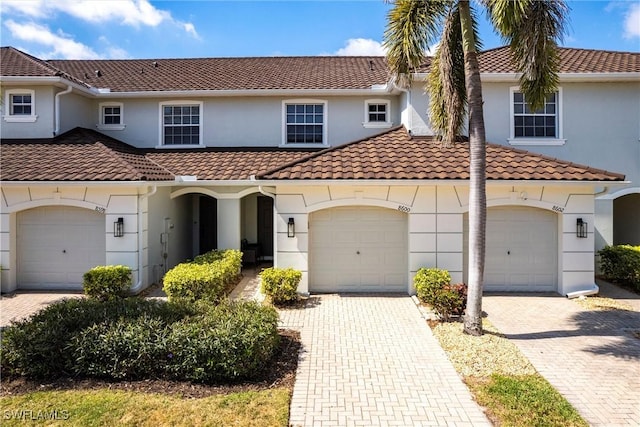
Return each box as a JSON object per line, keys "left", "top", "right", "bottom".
{"left": 310, "top": 206, "right": 408, "bottom": 293}
{"left": 17, "top": 206, "right": 106, "bottom": 290}
{"left": 468, "top": 207, "right": 558, "bottom": 292}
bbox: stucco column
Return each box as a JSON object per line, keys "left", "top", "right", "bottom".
{"left": 217, "top": 198, "right": 241, "bottom": 250}
{"left": 594, "top": 198, "right": 613, "bottom": 275}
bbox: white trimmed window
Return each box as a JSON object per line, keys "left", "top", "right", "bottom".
{"left": 97, "top": 102, "right": 125, "bottom": 130}
{"left": 3, "top": 89, "right": 37, "bottom": 122}
{"left": 283, "top": 99, "right": 327, "bottom": 145}
{"left": 509, "top": 87, "right": 564, "bottom": 146}
{"left": 363, "top": 99, "right": 392, "bottom": 128}
{"left": 159, "top": 101, "right": 203, "bottom": 147}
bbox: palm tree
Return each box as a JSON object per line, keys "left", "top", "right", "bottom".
{"left": 384, "top": 0, "right": 567, "bottom": 335}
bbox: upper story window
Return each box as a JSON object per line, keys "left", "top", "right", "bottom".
{"left": 3, "top": 89, "right": 37, "bottom": 122}
{"left": 97, "top": 102, "right": 125, "bottom": 131}
{"left": 283, "top": 99, "right": 327, "bottom": 145}
{"left": 363, "top": 99, "right": 392, "bottom": 128}
{"left": 509, "top": 87, "right": 565, "bottom": 146}
{"left": 159, "top": 101, "right": 203, "bottom": 147}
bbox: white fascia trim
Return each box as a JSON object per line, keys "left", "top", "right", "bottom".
{"left": 95, "top": 88, "right": 391, "bottom": 98}
{"left": 0, "top": 76, "right": 95, "bottom": 95}
{"left": 412, "top": 72, "right": 640, "bottom": 83}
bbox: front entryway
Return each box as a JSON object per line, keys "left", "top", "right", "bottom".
{"left": 16, "top": 206, "right": 105, "bottom": 290}
{"left": 308, "top": 206, "right": 408, "bottom": 293}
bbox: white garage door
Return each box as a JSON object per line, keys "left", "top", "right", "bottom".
{"left": 17, "top": 206, "right": 106, "bottom": 290}
{"left": 309, "top": 206, "right": 408, "bottom": 293}
{"left": 465, "top": 206, "right": 557, "bottom": 292}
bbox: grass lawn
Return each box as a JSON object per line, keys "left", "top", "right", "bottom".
{"left": 0, "top": 388, "right": 290, "bottom": 427}
{"left": 430, "top": 319, "right": 588, "bottom": 427}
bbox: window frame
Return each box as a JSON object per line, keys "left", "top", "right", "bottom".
{"left": 508, "top": 86, "right": 565, "bottom": 146}
{"left": 363, "top": 99, "right": 392, "bottom": 129}
{"left": 157, "top": 100, "right": 204, "bottom": 148}
{"left": 97, "top": 102, "right": 125, "bottom": 131}
{"left": 281, "top": 99, "right": 328, "bottom": 147}
{"left": 3, "top": 89, "right": 37, "bottom": 123}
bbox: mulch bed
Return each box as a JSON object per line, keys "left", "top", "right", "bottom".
{"left": 0, "top": 329, "right": 300, "bottom": 399}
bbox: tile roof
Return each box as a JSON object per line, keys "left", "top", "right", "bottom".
{"left": 45, "top": 56, "right": 391, "bottom": 92}
{"left": 146, "top": 148, "right": 319, "bottom": 181}
{"left": 418, "top": 46, "right": 640, "bottom": 74}
{"left": 0, "top": 128, "right": 174, "bottom": 181}
{"left": 0, "top": 47, "right": 88, "bottom": 87}
{"left": 257, "top": 126, "right": 625, "bottom": 182}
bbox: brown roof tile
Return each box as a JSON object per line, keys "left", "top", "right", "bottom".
{"left": 0, "top": 128, "right": 174, "bottom": 181}
{"left": 418, "top": 46, "right": 640, "bottom": 74}
{"left": 257, "top": 126, "right": 625, "bottom": 181}
{"left": 0, "top": 47, "right": 88, "bottom": 87}
{"left": 46, "top": 56, "right": 390, "bottom": 92}
{"left": 146, "top": 148, "right": 320, "bottom": 181}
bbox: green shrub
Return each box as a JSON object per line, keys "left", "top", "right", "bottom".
{"left": 599, "top": 245, "right": 640, "bottom": 290}
{"left": 83, "top": 265, "right": 132, "bottom": 301}
{"left": 414, "top": 268, "right": 467, "bottom": 321}
{"left": 163, "top": 249, "right": 242, "bottom": 303}
{"left": 414, "top": 268, "right": 451, "bottom": 303}
{"left": 72, "top": 315, "right": 169, "bottom": 379}
{"left": 0, "top": 298, "right": 195, "bottom": 379}
{"left": 166, "top": 301, "right": 280, "bottom": 382}
{"left": 260, "top": 267, "right": 302, "bottom": 305}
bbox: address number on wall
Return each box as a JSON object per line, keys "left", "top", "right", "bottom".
{"left": 397, "top": 205, "right": 411, "bottom": 213}
{"left": 94, "top": 206, "right": 106, "bottom": 214}
{"left": 551, "top": 205, "right": 564, "bottom": 213}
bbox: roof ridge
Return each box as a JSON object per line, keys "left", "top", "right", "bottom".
{"left": 255, "top": 125, "right": 406, "bottom": 179}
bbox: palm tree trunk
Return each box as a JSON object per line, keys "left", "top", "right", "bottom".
{"left": 459, "top": 0, "right": 486, "bottom": 336}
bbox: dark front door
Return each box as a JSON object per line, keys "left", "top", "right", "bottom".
{"left": 257, "top": 196, "right": 274, "bottom": 258}
{"left": 199, "top": 196, "right": 217, "bottom": 254}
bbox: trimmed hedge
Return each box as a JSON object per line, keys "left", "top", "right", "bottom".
{"left": 0, "top": 298, "right": 194, "bottom": 379}
{"left": 414, "top": 268, "right": 467, "bottom": 321}
{"left": 83, "top": 265, "right": 132, "bottom": 301}
{"left": 163, "top": 249, "right": 242, "bottom": 302}
{"left": 599, "top": 245, "right": 640, "bottom": 290}
{"left": 0, "top": 298, "right": 280, "bottom": 383}
{"left": 261, "top": 267, "right": 302, "bottom": 305}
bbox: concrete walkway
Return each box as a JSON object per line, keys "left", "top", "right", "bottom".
{"left": 483, "top": 292, "right": 640, "bottom": 427}
{"left": 279, "top": 294, "right": 490, "bottom": 427}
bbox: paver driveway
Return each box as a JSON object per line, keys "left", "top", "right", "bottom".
{"left": 483, "top": 293, "right": 640, "bottom": 427}
{"left": 279, "top": 294, "right": 490, "bottom": 427}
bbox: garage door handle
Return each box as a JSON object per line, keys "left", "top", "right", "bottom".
{"left": 356, "top": 251, "right": 360, "bottom": 255}
{"left": 507, "top": 250, "right": 510, "bottom": 255}
{"left": 62, "top": 250, "right": 66, "bottom": 254}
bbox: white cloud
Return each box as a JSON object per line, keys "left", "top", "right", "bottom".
{"left": 4, "top": 20, "right": 101, "bottom": 59}
{"left": 623, "top": 3, "right": 640, "bottom": 39}
{"left": 1, "top": 0, "right": 198, "bottom": 35}
{"left": 183, "top": 22, "right": 200, "bottom": 39}
{"left": 335, "top": 38, "right": 386, "bottom": 56}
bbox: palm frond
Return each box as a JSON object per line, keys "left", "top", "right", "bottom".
{"left": 428, "top": 6, "right": 467, "bottom": 142}
{"left": 488, "top": 0, "right": 569, "bottom": 110}
{"left": 383, "top": 0, "right": 449, "bottom": 84}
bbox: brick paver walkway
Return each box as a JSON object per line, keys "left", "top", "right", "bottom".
{"left": 483, "top": 294, "right": 640, "bottom": 427}
{"left": 279, "top": 294, "right": 490, "bottom": 427}
{"left": 0, "top": 292, "right": 83, "bottom": 327}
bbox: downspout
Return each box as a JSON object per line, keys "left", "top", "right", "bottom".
{"left": 130, "top": 185, "right": 157, "bottom": 294}
{"left": 54, "top": 85, "right": 73, "bottom": 136}
{"left": 391, "top": 77, "right": 412, "bottom": 133}
{"left": 566, "top": 186, "right": 610, "bottom": 299}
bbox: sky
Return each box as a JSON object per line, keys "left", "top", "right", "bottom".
{"left": 0, "top": 0, "right": 639, "bottom": 60}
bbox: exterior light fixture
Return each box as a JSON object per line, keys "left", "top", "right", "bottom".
{"left": 114, "top": 217, "right": 124, "bottom": 237}
{"left": 287, "top": 217, "right": 295, "bottom": 238}
{"left": 576, "top": 218, "right": 587, "bottom": 238}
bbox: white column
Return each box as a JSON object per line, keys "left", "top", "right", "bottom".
{"left": 217, "top": 198, "right": 241, "bottom": 250}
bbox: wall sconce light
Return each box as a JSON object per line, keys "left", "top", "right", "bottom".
{"left": 114, "top": 217, "right": 124, "bottom": 237}
{"left": 287, "top": 217, "right": 295, "bottom": 238}
{"left": 576, "top": 218, "right": 587, "bottom": 238}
